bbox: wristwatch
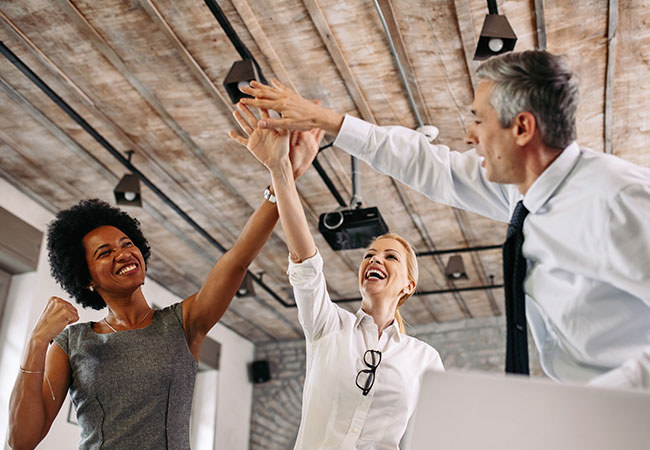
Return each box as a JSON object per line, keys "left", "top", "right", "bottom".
{"left": 264, "top": 186, "right": 277, "bottom": 204}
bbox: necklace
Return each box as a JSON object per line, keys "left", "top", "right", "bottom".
{"left": 103, "top": 308, "right": 152, "bottom": 333}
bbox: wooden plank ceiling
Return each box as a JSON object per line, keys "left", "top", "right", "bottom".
{"left": 1, "top": 0, "right": 648, "bottom": 342}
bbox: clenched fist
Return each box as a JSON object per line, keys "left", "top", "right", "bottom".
{"left": 31, "top": 296, "right": 79, "bottom": 344}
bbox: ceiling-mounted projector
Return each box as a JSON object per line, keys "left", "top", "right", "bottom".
{"left": 318, "top": 207, "right": 389, "bottom": 250}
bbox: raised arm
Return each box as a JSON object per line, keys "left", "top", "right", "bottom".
{"left": 9, "top": 297, "right": 77, "bottom": 449}
{"left": 229, "top": 104, "right": 318, "bottom": 263}
{"left": 182, "top": 105, "right": 320, "bottom": 357}
{"left": 240, "top": 79, "right": 344, "bottom": 135}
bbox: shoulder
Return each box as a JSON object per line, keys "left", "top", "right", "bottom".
{"left": 157, "top": 301, "right": 185, "bottom": 324}
{"left": 401, "top": 333, "right": 442, "bottom": 360}
{"left": 576, "top": 148, "right": 650, "bottom": 195}
{"left": 53, "top": 321, "right": 92, "bottom": 354}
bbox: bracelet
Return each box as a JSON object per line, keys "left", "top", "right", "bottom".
{"left": 264, "top": 185, "right": 277, "bottom": 204}
{"left": 20, "top": 367, "right": 56, "bottom": 401}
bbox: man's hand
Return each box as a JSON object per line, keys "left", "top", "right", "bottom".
{"left": 240, "top": 79, "right": 344, "bottom": 135}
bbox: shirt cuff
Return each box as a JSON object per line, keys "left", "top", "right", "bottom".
{"left": 333, "top": 115, "right": 374, "bottom": 159}
{"left": 287, "top": 250, "right": 323, "bottom": 289}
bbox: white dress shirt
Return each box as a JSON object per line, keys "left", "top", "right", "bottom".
{"left": 334, "top": 115, "right": 650, "bottom": 389}
{"left": 288, "top": 251, "right": 444, "bottom": 450}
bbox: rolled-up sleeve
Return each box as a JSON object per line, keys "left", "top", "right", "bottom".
{"left": 288, "top": 250, "right": 343, "bottom": 342}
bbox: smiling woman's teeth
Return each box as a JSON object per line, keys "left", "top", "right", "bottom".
{"left": 118, "top": 264, "right": 137, "bottom": 275}
{"left": 366, "top": 269, "right": 386, "bottom": 279}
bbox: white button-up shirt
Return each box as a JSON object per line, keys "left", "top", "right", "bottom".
{"left": 334, "top": 115, "right": 650, "bottom": 389}
{"left": 288, "top": 251, "right": 444, "bottom": 450}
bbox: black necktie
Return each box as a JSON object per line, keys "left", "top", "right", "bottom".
{"left": 503, "top": 200, "right": 530, "bottom": 375}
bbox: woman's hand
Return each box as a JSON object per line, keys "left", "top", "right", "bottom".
{"left": 31, "top": 297, "right": 79, "bottom": 344}
{"left": 228, "top": 104, "right": 290, "bottom": 174}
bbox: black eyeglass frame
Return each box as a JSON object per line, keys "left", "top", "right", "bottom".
{"left": 355, "top": 349, "right": 382, "bottom": 396}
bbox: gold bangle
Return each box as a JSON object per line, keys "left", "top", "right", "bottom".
{"left": 20, "top": 367, "right": 56, "bottom": 401}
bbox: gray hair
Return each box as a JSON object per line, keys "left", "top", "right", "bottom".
{"left": 476, "top": 51, "right": 579, "bottom": 149}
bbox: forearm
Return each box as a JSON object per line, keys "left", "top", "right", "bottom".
{"left": 313, "top": 107, "right": 345, "bottom": 136}
{"left": 195, "top": 199, "right": 278, "bottom": 307}
{"left": 9, "top": 335, "right": 51, "bottom": 448}
{"left": 270, "top": 159, "right": 317, "bottom": 262}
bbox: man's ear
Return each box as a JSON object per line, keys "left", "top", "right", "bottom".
{"left": 512, "top": 112, "right": 536, "bottom": 146}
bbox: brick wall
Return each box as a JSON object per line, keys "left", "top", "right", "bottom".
{"left": 249, "top": 316, "right": 543, "bottom": 449}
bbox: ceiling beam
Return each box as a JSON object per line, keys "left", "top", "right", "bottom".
{"left": 138, "top": 0, "right": 234, "bottom": 112}
{"left": 302, "top": 0, "right": 376, "bottom": 122}
{"left": 604, "top": 0, "right": 618, "bottom": 154}
{"left": 452, "top": 0, "right": 480, "bottom": 92}
{"left": 375, "top": 0, "right": 432, "bottom": 126}
{"left": 229, "top": 0, "right": 297, "bottom": 91}
{"left": 533, "top": 0, "right": 547, "bottom": 50}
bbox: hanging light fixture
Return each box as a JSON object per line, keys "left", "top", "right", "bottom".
{"left": 223, "top": 59, "right": 261, "bottom": 104}
{"left": 113, "top": 150, "right": 142, "bottom": 207}
{"left": 473, "top": 0, "right": 518, "bottom": 61}
{"left": 236, "top": 273, "right": 256, "bottom": 297}
{"left": 445, "top": 255, "right": 468, "bottom": 280}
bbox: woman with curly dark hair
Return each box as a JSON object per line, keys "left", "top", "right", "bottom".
{"left": 7, "top": 126, "right": 322, "bottom": 450}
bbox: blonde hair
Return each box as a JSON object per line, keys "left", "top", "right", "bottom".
{"left": 370, "top": 233, "right": 418, "bottom": 334}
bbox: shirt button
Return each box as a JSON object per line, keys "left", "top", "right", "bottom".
{"left": 353, "top": 428, "right": 358, "bottom": 433}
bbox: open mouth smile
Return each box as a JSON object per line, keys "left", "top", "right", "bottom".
{"left": 365, "top": 268, "right": 387, "bottom": 280}
{"left": 116, "top": 263, "right": 138, "bottom": 275}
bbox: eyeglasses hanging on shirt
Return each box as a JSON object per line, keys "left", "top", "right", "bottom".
{"left": 356, "top": 350, "right": 382, "bottom": 396}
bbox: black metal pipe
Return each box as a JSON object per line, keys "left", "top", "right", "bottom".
{"left": 202, "top": 0, "right": 267, "bottom": 85}
{"left": 312, "top": 158, "right": 347, "bottom": 208}
{"left": 487, "top": 0, "right": 499, "bottom": 15}
{"left": 417, "top": 244, "right": 503, "bottom": 257}
{"left": 0, "top": 40, "right": 291, "bottom": 307}
{"left": 331, "top": 283, "right": 505, "bottom": 304}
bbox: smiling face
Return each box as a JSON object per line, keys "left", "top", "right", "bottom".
{"left": 465, "top": 80, "right": 523, "bottom": 184}
{"left": 83, "top": 225, "right": 146, "bottom": 297}
{"left": 358, "top": 237, "right": 414, "bottom": 304}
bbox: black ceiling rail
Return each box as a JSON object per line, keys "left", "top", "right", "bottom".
{"left": 0, "top": 40, "right": 292, "bottom": 307}
{"left": 312, "top": 158, "right": 347, "bottom": 207}
{"left": 331, "top": 282, "right": 505, "bottom": 304}
{"left": 417, "top": 244, "right": 503, "bottom": 257}
{"left": 202, "top": 0, "right": 267, "bottom": 85}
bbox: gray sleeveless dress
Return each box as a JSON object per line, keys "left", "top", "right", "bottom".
{"left": 54, "top": 302, "right": 198, "bottom": 450}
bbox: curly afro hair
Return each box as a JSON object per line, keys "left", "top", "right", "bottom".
{"left": 47, "top": 199, "right": 151, "bottom": 310}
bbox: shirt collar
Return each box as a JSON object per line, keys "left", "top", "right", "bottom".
{"left": 523, "top": 142, "right": 581, "bottom": 214}
{"left": 354, "top": 308, "right": 403, "bottom": 342}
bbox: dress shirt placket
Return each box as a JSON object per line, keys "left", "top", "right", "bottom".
{"left": 339, "top": 317, "right": 383, "bottom": 449}
{"left": 340, "top": 395, "right": 374, "bottom": 449}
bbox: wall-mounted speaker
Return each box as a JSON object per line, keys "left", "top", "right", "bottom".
{"left": 250, "top": 360, "right": 271, "bottom": 384}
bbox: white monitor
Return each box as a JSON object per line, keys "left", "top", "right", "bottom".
{"left": 405, "top": 370, "right": 650, "bottom": 450}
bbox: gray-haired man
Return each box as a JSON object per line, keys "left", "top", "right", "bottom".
{"left": 240, "top": 51, "right": 650, "bottom": 389}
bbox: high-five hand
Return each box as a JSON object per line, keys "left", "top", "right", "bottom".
{"left": 228, "top": 103, "right": 290, "bottom": 173}
{"left": 239, "top": 79, "right": 344, "bottom": 135}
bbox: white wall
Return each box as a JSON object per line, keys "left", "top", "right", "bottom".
{"left": 0, "top": 178, "right": 255, "bottom": 449}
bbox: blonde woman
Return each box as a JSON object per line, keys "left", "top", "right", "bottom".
{"left": 230, "top": 104, "right": 443, "bottom": 450}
